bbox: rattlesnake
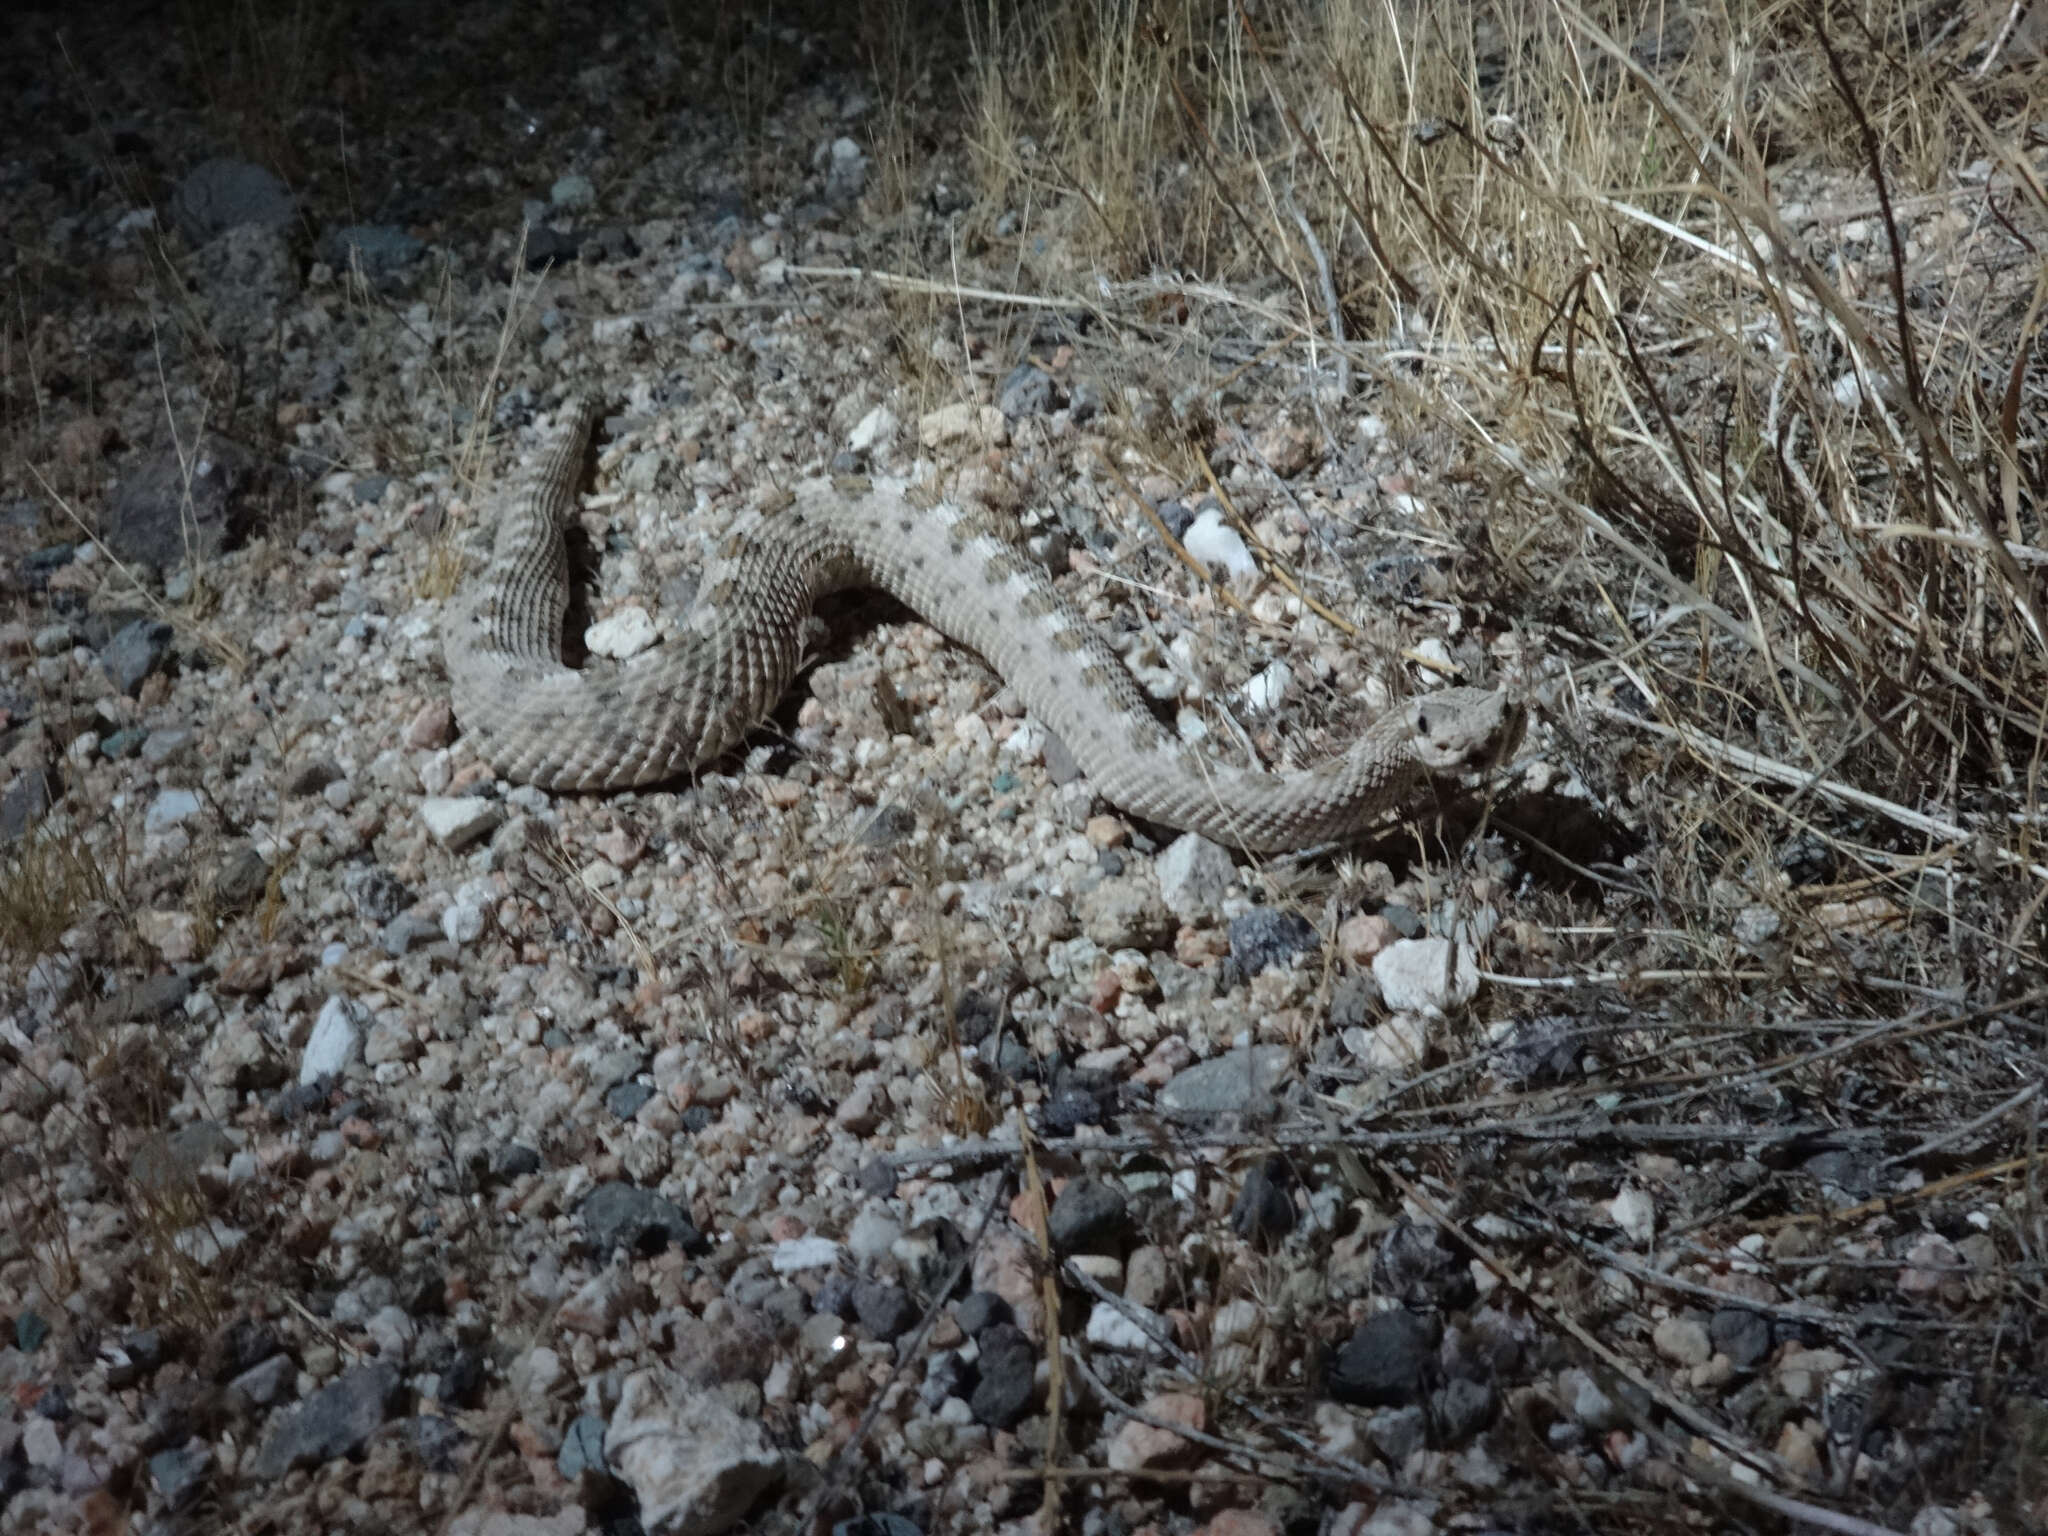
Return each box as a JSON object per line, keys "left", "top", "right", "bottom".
{"left": 444, "top": 398, "right": 1521, "bottom": 853}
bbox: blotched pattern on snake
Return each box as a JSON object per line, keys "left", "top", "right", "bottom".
{"left": 444, "top": 399, "right": 1520, "bottom": 852}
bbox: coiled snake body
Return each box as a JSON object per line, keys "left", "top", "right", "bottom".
{"left": 445, "top": 399, "right": 1519, "bottom": 853}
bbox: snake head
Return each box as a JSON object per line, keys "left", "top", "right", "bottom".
{"left": 1406, "top": 686, "right": 1526, "bottom": 774}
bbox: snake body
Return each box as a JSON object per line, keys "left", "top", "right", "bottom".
{"left": 444, "top": 399, "right": 1519, "bottom": 853}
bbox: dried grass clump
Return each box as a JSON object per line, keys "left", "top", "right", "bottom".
{"left": 961, "top": 0, "right": 2046, "bottom": 981}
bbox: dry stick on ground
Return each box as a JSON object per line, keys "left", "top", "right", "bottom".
{"left": 1054, "top": 1253, "right": 1403, "bottom": 1496}
{"left": 1878, "top": 1080, "right": 2041, "bottom": 1169}
{"left": 789, "top": 260, "right": 1306, "bottom": 339}
{"left": 1254, "top": 43, "right": 1418, "bottom": 308}
{"left": 1412, "top": 1000, "right": 1996, "bottom": 1126}
{"left": 1602, "top": 641, "right": 2025, "bottom": 882}
{"left": 27, "top": 464, "right": 249, "bottom": 674}
{"left": 787, "top": 264, "right": 1073, "bottom": 310}
{"left": 1370, "top": 1162, "right": 1911, "bottom": 1531}
{"left": 1058, "top": 1345, "right": 1317, "bottom": 1489}
{"left": 1016, "top": 1113, "right": 1067, "bottom": 1522}
{"left": 1762, "top": 1152, "right": 2048, "bottom": 1233}
{"left": 884, "top": 1116, "right": 1860, "bottom": 1175}
{"left": 1585, "top": 700, "right": 2048, "bottom": 882}
{"left": 1284, "top": 196, "right": 1349, "bottom": 400}
{"left": 1568, "top": 0, "right": 2048, "bottom": 660}
{"left": 1556, "top": 60, "right": 2038, "bottom": 751}
{"left": 1543, "top": 1226, "right": 1992, "bottom": 1339}
{"left": 1976, "top": 0, "right": 2040, "bottom": 74}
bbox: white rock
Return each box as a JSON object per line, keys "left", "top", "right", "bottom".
{"left": 1412, "top": 637, "right": 1455, "bottom": 672}
{"left": 1371, "top": 938, "right": 1478, "bottom": 1015}
{"left": 1652, "top": 1314, "right": 1711, "bottom": 1367}
{"left": 1354, "top": 1503, "right": 1444, "bottom": 1536}
{"left": 560, "top": 1272, "right": 631, "bottom": 1336}
{"left": 367, "top": 1305, "right": 417, "bottom": 1361}
{"left": 846, "top": 1209, "right": 901, "bottom": 1266}
{"left": 999, "top": 718, "right": 1045, "bottom": 759}
{"left": 1084, "top": 1299, "right": 1170, "bottom": 1354}
{"left": 1910, "top": 1508, "right": 1965, "bottom": 1536}
{"left": 619, "top": 453, "right": 661, "bottom": 493}
{"left": 550, "top": 173, "right": 595, "bottom": 209}
{"left": 20, "top": 1417, "right": 62, "bottom": 1468}
{"left": 1154, "top": 833, "right": 1234, "bottom": 918}
{"left": 302, "top": 995, "right": 365, "bottom": 1084}
{"left": 442, "top": 877, "right": 494, "bottom": 946}
{"left": 420, "top": 796, "right": 502, "bottom": 850}
{"left": 1561, "top": 1367, "right": 1623, "bottom": 1429}
{"left": 145, "top": 789, "right": 203, "bottom": 833}
{"left": 418, "top": 753, "right": 453, "bottom": 795}
{"left": 136, "top": 910, "right": 199, "bottom": 963}
{"left": 1242, "top": 660, "right": 1291, "bottom": 712}
{"left": 586, "top": 606, "right": 658, "bottom": 659}
{"left": 519, "top": 1345, "right": 565, "bottom": 1399}
{"left": 848, "top": 405, "right": 898, "bottom": 453}
{"left": 606, "top": 1368, "right": 780, "bottom": 1535}
{"left": 1608, "top": 1184, "right": 1656, "bottom": 1246}
{"left": 364, "top": 1018, "right": 419, "bottom": 1067}
{"left": 1212, "top": 1298, "right": 1263, "bottom": 1344}
{"left": 1182, "top": 508, "right": 1255, "bottom": 579}
{"left": 174, "top": 1223, "right": 246, "bottom": 1265}
{"left": 770, "top": 1236, "right": 842, "bottom": 1273}
{"left": 1733, "top": 905, "right": 1781, "bottom": 947}
{"left": 916, "top": 403, "right": 1005, "bottom": 450}
{"left": 1348, "top": 1013, "right": 1428, "bottom": 1072}
{"left": 25, "top": 954, "right": 77, "bottom": 1015}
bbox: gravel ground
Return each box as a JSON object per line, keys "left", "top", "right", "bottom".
{"left": 2, "top": 4, "right": 2043, "bottom": 1535}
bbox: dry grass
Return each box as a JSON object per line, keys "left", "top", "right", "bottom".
{"left": 0, "top": 810, "right": 116, "bottom": 964}
{"left": 913, "top": 3, "right": 2048, "bottom": 1521}
{"left": 173, "top": 0, "right": 350, "bottom": 178}
{"left": 946, "top": 0, "right": 2047, "bottom": 989}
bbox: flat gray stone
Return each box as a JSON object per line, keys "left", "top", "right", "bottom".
{"left": 247, "top": 1363, "right": 401, "bottom": 1480}
{"left": 1157, "top": 1045, "right": 1293, "bottom": 1120}
{"left": 1155, "top": 833, "right": 1234, "bottom": 918}
{"left": 301, "top": 995, "right": 364, "bottom": 1084}
{"left": 420, "top": 796, "right": 502, "bottom": 850}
